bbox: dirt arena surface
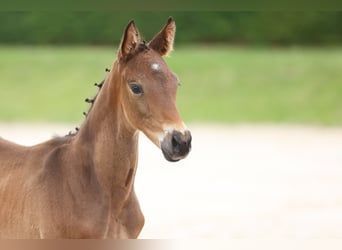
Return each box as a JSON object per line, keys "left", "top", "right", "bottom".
{"left": 1, "top": 123, "right": 342, "bottom": 244}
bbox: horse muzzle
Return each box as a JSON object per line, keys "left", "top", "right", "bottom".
{"left": 161, "top": 130, "right": 192, "bottom": 162}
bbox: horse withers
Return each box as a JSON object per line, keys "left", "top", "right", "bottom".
{"left": 0, "top": 17, "right": 191, "bottom": 238}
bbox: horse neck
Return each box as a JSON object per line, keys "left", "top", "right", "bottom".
{"left": 73, "top": 63, "right": 139, "bottom": 197}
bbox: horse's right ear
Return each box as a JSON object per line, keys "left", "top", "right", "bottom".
{"left": 118, "top": 20, "right": 141, "bottom": 61}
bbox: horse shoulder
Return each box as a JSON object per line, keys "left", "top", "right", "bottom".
{"left": 37, "top": 141, "right": 110, "bottom": 238}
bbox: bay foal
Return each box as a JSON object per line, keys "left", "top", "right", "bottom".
{"left": 0, "top": 17, "right": 191, "bottom": 238}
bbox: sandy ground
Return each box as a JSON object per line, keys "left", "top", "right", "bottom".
{"left": 1, "top": 123, "right": 342, "bottom": 243}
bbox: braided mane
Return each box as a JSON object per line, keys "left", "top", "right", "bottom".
{"left": 67, "top": 72, "right": 107, "bottom": 136}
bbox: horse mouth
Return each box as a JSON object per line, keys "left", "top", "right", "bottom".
{"left": 161, "top": 147, "right": 181, "bottom": 162}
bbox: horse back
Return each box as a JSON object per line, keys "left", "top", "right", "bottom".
{"left": 0, "top": 137, "right": 29, "bottom": 169}
{"left": 0, "top": 136, "right": 74, "bottom": 238}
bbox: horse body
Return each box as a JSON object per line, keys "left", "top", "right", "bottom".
{"left": 0, "top": 17, "right": 191, "bottom": 238}
{"left": 0, "top": 115, "right": 143, "bottom": 238}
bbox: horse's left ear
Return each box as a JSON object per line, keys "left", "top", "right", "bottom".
{"left": 149, "top": 17, "right": 176, "bottom": 56}
{"left": 118, "top": 20, "right": 141, "bottom": 61}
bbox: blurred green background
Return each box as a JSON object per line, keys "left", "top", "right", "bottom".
{"left": 0, "top": 12, "right": 341, "bottom": 124}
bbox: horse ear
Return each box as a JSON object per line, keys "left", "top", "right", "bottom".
{"left": 149, "top": 17, "right": 176, "bottom": 56}
{"left": 118, "top": 20, "right": 141, "bottom": 60}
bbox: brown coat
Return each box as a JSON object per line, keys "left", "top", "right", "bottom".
{"left": 0, "top": 17, "right": 191, "bottom": 238}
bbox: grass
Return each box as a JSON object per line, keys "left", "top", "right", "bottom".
{"left": 0, "top": 45, "right": 341, "bottom": 125}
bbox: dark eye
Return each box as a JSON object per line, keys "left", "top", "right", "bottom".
{"left": 129, "top": 83, "right": 144, "bottom": 95}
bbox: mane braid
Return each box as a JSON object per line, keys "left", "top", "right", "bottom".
{"left": 139, "top": 41, "right": 148, "bottom": 50}
{"left": 67, "top": 77, "right": 106, "bottom": 137}
{"left": 121, "top": 42, "right": 149, "bottom": 63}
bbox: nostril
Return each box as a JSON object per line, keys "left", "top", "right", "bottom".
{"left": 171, "top": 135, "right": 178, "bottom": 148}
{"left": 171, "top": 131, "right": 184, "bottom": 152}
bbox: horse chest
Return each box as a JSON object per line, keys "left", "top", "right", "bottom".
{"left": 105, "top": 190, "right": 145, "bottom": 239}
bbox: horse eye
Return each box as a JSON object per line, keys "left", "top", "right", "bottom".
{"left": 129, "top": 83, "right": 144, "bottom": 95}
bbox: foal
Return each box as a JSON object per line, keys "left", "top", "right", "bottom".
{"left": 0, "top": 17, "right": 191, "bottom": 238}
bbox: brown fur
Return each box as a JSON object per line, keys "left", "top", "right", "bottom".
{"left": 0, "top": 17, "right": 191, "bottom": 238}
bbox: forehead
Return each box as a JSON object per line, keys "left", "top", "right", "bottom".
{"left": 125, "top": 49, "right": 178, "bottom": 82}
